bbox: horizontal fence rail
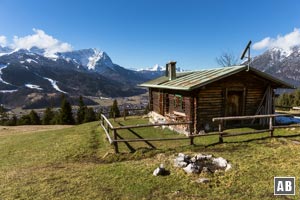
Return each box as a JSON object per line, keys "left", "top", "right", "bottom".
{"left": 212, "top": 114, "right": 290, "bottom": 122}
{"left": 112, "top": 122, "right": 192, "bottom": 130}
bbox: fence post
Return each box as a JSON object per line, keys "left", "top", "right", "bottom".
{"left": 113, "top": 129, "right": 119, "bottom": 153}
{"left": 123, "top": 109, "right": 126, "bottom": 120}
{"left": 219, "top": 120, "right": 223, "bottom": 143}
{"left": 269, "top": 117, "right": 274, "bottom": 137}
{"left": 189, "top": 123, "right": 194, "bottom": 145}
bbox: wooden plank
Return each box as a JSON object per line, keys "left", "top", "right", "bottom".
{"left": 114, "top": 137, "right": 190, "bottom": 142}
{"left": 101, "top": 114, "right": 114, "bottom": 129}
{"left": 222, "top": 129, "right": 269, "bottom": 137}
{"left": 100, "top": 123, "right": 113, "bottom": 144}
{"left": 113, "top": 121, "right": 192, "bottom": 130}
{"left": 213, "top": 114, "right": 290, "bottom": 122}
{"left": 273, "top": 124, "right": 300, "bottom": 128}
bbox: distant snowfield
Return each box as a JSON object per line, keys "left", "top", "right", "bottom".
{"left": 0, "top": 64, "right": 12, "bottom": 85}
{"left": 43, "top": 77, "right": 67, "bottom": 93}
{"left": 87, "top": 50, "right": 102, "bottom": 70}
{"left": 0, "top": 90, "right": 18, "bottom": 93}
{"left": 26, "top": 58, "right": 38, "bottom": 64}
{"left": 25, "top": 84, "right": 43, "bottom": 90}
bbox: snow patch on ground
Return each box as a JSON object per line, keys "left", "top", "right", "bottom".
{"left": 43, "top": 77, "right": 67, "bottom": 93}
{"left": 0, "top": 64, "right": 12, "bottom": 85}
{"left": 0, "top": 90, "right": 18, "bottom": 93}
{"left": 25, "top": 84, "right": 43, "bottom": 90}
{"left": 26, "top": 59, "right": 38, "bottom": 64}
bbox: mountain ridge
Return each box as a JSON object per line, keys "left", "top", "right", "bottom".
{"left": 0, "top": 47, "right": 163, "bottom": 108}
{"left": 251, "top": 46, "right": 300, "bottom": 87}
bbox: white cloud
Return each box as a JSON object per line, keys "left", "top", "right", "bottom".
{"left": 253, "top": 28, "right": 300, "bottom": 51}
{"left": 0, "top": 36, "right": 6, "bottom": 46}
{"left": 12, "top": 28, "right": 72, "bottom": 57}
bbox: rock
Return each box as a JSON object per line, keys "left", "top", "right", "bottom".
{"left": 153, "top": 167, "right": 161, "bottom": 176}
{"left": 196, "top": 154, "right": 212, "bottom": 160}
{"left": 225, "top": 163, "right": 232, "bottom": 171}
{"left": 292, "top": 140, "right": 300, "bottom": 145}
{"left": 174, "top": 160, "right": 188, "bottom": 168}
{"left": 176, "top": 153, "right": 190, "bottom": 162}
{"left": 178, "top": 153, "right": 185, "bottom": 157}
{"left": 190, "top": 156, "right": 197, "bottom": 163}
{"left": 175, "top": 156, "right": 185, "bottom": 162}
{"left": 201, "top": 167, "right": 211, "bottom": 173}
{"left": 183, "top": 163, "right": 200, "bottom": 174}
{"left": 174, "top": 153, "right": 191, "bottom": 167}
{"left": 196, "top": 178, "right": 210, "bottom": 184}
{"left": 212, "top": 157, "right": 227, "bottom": 168}
{"left": 153, "top": 164, "right": 165, "bottom": 176}
{"left": 153, "top": 164, "right": 170, "bottom": 176}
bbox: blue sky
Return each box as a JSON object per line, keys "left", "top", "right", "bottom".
{"left": 1, "top": 0, "right": 300, "bottom": 70}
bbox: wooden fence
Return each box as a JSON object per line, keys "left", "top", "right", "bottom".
{"left": 100, "top": 114, "right": 196, "bottom": 153}
{"left": 213, "top": 114, "right": 300, "bottom": 143}
{"left": 100, "top": 113, "right": 300, "bottom": 153}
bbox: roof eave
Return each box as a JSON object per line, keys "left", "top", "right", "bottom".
{"left": 138, "top": 84, "right": 190, "bottom": 91}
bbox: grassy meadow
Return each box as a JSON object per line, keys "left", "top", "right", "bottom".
{"left": 1, "top": 116, "right": 300, "bottom": 199}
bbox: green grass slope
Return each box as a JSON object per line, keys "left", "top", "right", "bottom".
{"left": 1, "top": 118, "right": 300, "bottom": 199}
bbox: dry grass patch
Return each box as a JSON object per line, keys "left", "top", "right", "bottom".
{"left": 0, "top": 125, "right": 74, "bottom": 136}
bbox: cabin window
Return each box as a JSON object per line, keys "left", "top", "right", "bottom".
{"left": 174, "top": 94, "right": 185, "bottom": 111}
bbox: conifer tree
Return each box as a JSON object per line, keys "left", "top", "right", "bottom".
{"left": 7, "top": 115, "right": 17, "bottom": 126}
{"left": 109, "top": 99, "right": 120, "bottom": 118}
{"left": 42, "top": 107, "right": 55, "bottom": 125}
{"left": 0, "top": 105, "right": 8, "bottom": 125}
{"left": 29, "top": 110, "right": 41, "bottom": 125}
{"left": 77, "top": 95, "right": 86, "bottom": 124}
{"left": 84, "top": 107, "right": 96, "bottom": 123}
{"left": 18, "top": 115, "right": 32, "bottom": 125}
{"left": 60, "top": 94, "right": 75, "bottom": 125}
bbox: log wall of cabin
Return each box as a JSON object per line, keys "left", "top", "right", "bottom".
{"left": 151, "top": 89, "right": 161, "bottom": 115}
{"left": 150, "top": 88, "right": 194, "bottom": 125}
{"left": 196, "top": 71, "right": 270, "bottom": 132}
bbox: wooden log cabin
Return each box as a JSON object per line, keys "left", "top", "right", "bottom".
{"left": 140, "top": 61, "right": 294, "bottom": 134}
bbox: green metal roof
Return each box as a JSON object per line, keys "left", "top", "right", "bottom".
{"left": 139, "top": 65, "right": 295, "bottom": 90}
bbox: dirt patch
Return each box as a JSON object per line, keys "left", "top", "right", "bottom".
{"left": 0, "top": 125, "right": 74, "bottom": 136}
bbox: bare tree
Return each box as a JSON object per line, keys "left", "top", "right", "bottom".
{"left": 216, "top": 52, "right": 239, "bottom": 67}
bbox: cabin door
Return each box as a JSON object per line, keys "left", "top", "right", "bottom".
{"left": 225, "top": 90, "right": 244, "bottom": 117}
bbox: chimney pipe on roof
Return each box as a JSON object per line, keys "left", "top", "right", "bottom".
{"left": 165, "top": 63, "right": 169, "bottom": 77}
{"left": 167, "top": 61, "right": 176, "bottom": 80}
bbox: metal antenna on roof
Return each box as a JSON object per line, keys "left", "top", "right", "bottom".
{"left": 240, "top": 40, "right": 252, "bottom": 71}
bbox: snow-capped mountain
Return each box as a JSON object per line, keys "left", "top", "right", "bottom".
{"left": 57, "top": 48, "right": 114, "bottom": 71}
{"left": 0, "top": 46, "right": 14, "bottom": 56}
{"left": 137, "top": 64, "right": 184, "bottom": 72}
{"left": 0, "top": 47, "right": 153, "bottom": 108}
{"left": 251, "top": 46, "right": 300, "bottom": 86}
{"left": 138, "top": 64, "right": 164, "bottom": 71}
